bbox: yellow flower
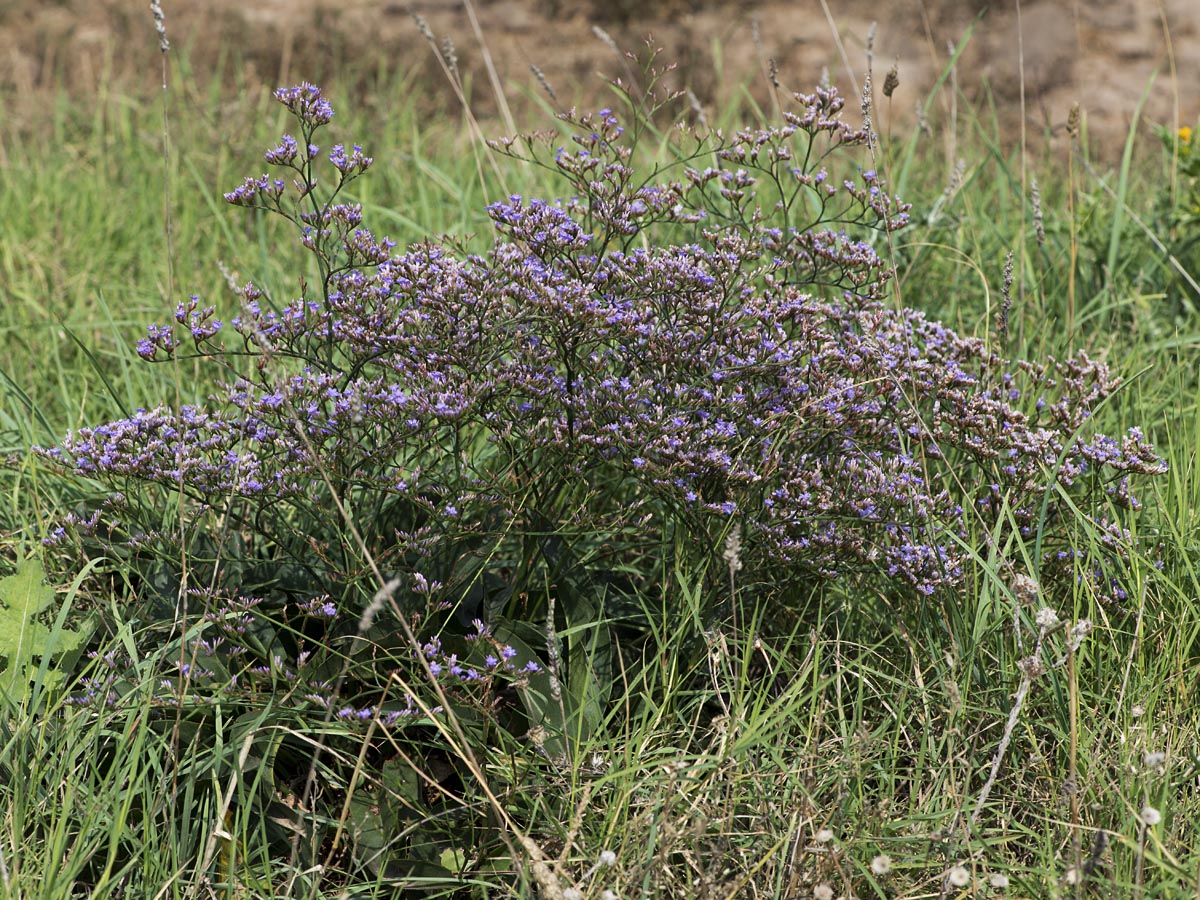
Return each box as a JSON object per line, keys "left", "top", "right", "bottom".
{"left": 1179, "top": 126, "right": 1193, "bottom": 145}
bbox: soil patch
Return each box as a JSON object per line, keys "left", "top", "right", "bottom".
{"left": 1, "top": 1, "right": 1197, "bottom": 160}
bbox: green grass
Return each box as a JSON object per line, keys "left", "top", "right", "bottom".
{"left": 3, "top": 39, "right": 1200, "bottom": 900}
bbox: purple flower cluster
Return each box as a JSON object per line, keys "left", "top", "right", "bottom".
{"left": 273, "top": 82, "right": 334, "bottom": 127}
{"left": 41, "top": 83, "right": 1165, "bottom": 606}
{"left": 421, "top": 622, "right": 541, "bottom": 683}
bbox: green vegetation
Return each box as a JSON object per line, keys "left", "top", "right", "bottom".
{"left": 2, "top": 33, "right": 1200, "bottom": 900}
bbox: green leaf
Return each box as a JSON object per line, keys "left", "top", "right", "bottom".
{"left": 439, "top": 847, "right": 466, "bottom": 873}
{"left": 0, "top": 558, "right": 83, "bottom": 699}
{"left": 561, "top": 579, "right": 613, "bottom": 742}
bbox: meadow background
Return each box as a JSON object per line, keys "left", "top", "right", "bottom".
{"left": 2, "top": 1, "right": 1200, "bottom": 898}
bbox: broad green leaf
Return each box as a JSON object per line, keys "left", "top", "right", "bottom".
{"left": 0, "top": 558, "right": 83, "bottom": 699}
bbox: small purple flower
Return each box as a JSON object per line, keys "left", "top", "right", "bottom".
{"left": 264, "top": 134, "right": 299, "bottom": 165}
{"left": 329, "top": 143, "right": 373, "bottom": 175}
{"left": 224, "top": 174, "right": 285, "bottom": 207}
{"left": 273, "top": 82, "right": 334, "bottom": 126}
{"left": 40, "top": 81, "right": 1165, "bottom": 708}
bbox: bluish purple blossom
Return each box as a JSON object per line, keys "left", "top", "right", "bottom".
{"left": 42, "top": 82, "right": 1165, "bottom": 635}
{"left": 273, "top": 82, "right": 334, "bottom": 126}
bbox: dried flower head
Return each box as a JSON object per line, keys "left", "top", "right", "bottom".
{"left": 1035, "top": 606, "right": 1060, "bottom": 630}
{"left": 883, "top": 62, "right": 899, "bottom": 98}
{"left": 1067, "top": 618, "right": 1093, "bottom": 650}
{"left": 1019, "top": 655, "right": 1047, "bottom": 678}
{"left": 149, "top": 0, "right": 169, "bottom": 53}
{"left": 1143, "top": 750, "right": 1166, "bottom": 768}
{"left": 947, "top": 864, "right": 971, "bottom": 887}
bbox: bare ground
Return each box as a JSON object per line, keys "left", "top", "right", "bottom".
{"left": 2, "top": 0, "right": 1198, "bottom": 160}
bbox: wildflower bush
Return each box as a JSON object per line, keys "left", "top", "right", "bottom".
{"left": 36, "top": 80, "right": 1167, "bottom": 885}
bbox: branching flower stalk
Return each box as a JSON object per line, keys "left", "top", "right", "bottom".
{"left": 972, "top": 591, "right": 1094, "bottom": 828}
{"left": 38, "top": 78, "right": 1166, "bottom": 892}
{"left": 43, "top": 86, "right": 1164, "bottom": 605}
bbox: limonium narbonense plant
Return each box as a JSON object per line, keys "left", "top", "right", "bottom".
{"left": 41, "top": 81, "right": 1165, "bottom": 625}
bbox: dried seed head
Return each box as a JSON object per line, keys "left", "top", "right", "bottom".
{"left": 412, "top": 12, "right": 436, "bottom": 43}
{"left": 915, "top": 101, "right": 931, "bottom": 136}
{"left": 217, "top": 260, "right": 241, "bottom": 295}
{"left": 947, "top": 865, "right": 971, "bottom": 888}
{"left": 996, "top": 250, "right": 1015, "bottom": 343}
{"left": 441, "top": 36, "right": 458, "bottom": 78}
{"left": 883, "top": 62, "right": 899, "bottom": 98}
{"left": 530, "top": 64, "right": 557, "bottom": 101}
{"left": 1031, "top": 176, "right": 1045, "bottom": 247}
{"left": 593, "top": 25, "right": 620, "bottom": 55}
{"left": 150, "top": 0, "right": 169, "bottom": 53}
{"left": 860, "top": 71, "right": 875, "bottom": 147}
{"left": 1067, "top": 618, "right": 1093, "bottom": 651}
{"left": 722, "top": 524, "right": 743, "bottom": 573}
{"left": 938, "top": 157, "right": 967, "bottom": 210}
{"left": 1067, "top": 102, "right": 1081, "bottom": 138}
